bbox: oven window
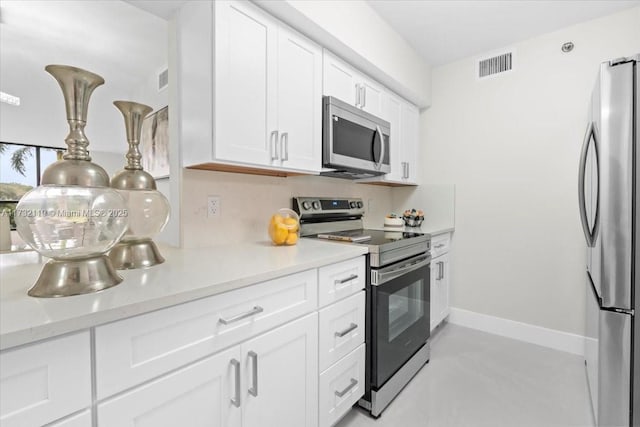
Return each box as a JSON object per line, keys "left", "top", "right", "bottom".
{"left": 388, "top": 279, "right": 425, "bottom": 341}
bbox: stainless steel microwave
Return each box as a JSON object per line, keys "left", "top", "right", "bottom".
{"left": 321, "top": 96, "right": 391, "bottom": 179}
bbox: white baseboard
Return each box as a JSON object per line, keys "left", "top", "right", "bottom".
{"left": 447, "top": 307, "right": 585, "bottom": 356}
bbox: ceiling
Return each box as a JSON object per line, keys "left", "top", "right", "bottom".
{"left": 367, "top": 0, "right": 640, "bottom": 66}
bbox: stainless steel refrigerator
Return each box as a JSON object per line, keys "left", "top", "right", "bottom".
{"left": 580, "top": 54, "right": 639, "bottom": 427}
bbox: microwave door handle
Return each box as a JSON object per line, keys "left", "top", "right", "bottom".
{"left": 375, "top": 125, "right": 386, "bottom": 171}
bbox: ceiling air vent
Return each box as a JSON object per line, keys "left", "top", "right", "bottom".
{"left": 158, "top": 68, "right": 168, "bottom": 91}
{"left": 476, "top": 50, "right": 514, "bottom": 80}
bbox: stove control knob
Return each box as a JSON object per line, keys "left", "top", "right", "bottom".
{"left": 357, "top": 201, "right": 364, "bottom": 209}
{"left": 312, "top": 201, "right": 321, "bottom": 210}
{"left": 302, "top": 201, "right": 311, "bottom": 210}
{"left": 350, "top": 201, "right": 357, "bottom": 209}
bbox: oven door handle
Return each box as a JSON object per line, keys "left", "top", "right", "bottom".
{"left": 372, "top": 255, "right": 430, "bottom": 286}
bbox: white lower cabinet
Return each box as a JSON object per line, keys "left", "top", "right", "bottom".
{"left": 98, "top": 346, "right": 242, "bottom": 427}
{"left": 95, "top": 269, "right": 317, "bottom": 398}
{"left": 319, "top": 292, "right": 365, "bottom": 371}
{"left": 99, "top": 313, "right": 318, "bottom": 427}
{"left": 242, "top": 313, "right": 318, "bottom": 427}
{"left": 430, "top": 233, "right": 452, "bottom": 331}
{"left": 0, "top": 258, "right": 367, "bottom": 427}
{"left": 317, "top": 284, "right": 365, "bottom": 426}
{"left": 0, "top": 331, "right": 91, "bottom": 427}
{"left": 319, "top": 345, "right": 365, "bottom": 427}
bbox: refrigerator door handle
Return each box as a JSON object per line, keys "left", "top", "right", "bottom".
{"left": 578, "top": 121, "right": 600, "bottom": 247}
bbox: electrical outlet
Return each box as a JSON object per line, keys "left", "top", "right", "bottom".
{"left": 207, "top": 196, "right": 220, "bottom": 218}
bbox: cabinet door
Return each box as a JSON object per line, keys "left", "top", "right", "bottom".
{"left": 215, "top": 0, "right": 278, "bottom": 166}
{"left": 277, "top": 25, "right": 322, "bottom": 172}
{"left": 438, "top": 254, "right": 450, "bottom": 322}
{"left": 0, "top": 332, "right": 91, "bottom": 427}
{"left": 360, "top": 77, "right": 385, "bottom": 118}
{"left": 98, "top": 347, "right": 242, "bottom": 427}
{"left": 401, "top": 102, "right": 419, "bottom": 183}
{"left": 323, "top": 51, "right": 358, "bottom": 106}
{"left": 429, "top": 261, "right": 439, "bottom": 332}
{"left": 383, "top": 92, "right": 404, "bottom": 181}
{"left": 242, "top": 313, "right": 318, "bottom": 427}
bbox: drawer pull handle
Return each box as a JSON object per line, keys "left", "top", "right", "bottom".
{"left": 248, "top": 351, "right": 258, "bottom": 397}
{"left": 219, "top": 306, "right": 264, "bottom": 325}
{"left": 230, "top": 359, "right": 241, "bottom": 407}
{"left": 434, "top": 243, "right": 445, "bottom": 249}
{"left": 335, "top": 378, "right": 358, "bottom": 397}
{"left": 335, "top": 323, "right": 358, "bottom": 338}
{"left": 335, "top": 274, "right": 358, "bottom": 285}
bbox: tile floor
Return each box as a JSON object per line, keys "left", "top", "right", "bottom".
{"left": 336, "top": 323, "right": 594, "bottom": 427}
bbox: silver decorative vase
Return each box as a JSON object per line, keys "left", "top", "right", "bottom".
{"left": 15, "top": 65, "right": 128, "bottom": 297}
{"left": 109, "top": 101, "right": 170, "bottom": 270}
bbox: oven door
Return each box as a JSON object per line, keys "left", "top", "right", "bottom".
{"left": 370, "top": 253, "right": 430, "bottom": 389}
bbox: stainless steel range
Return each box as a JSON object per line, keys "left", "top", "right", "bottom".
{"left": 293, "top": 197, "right": 431, "bottom": 418}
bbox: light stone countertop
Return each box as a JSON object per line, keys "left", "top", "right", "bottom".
{"left": 0, "top": 240, "right": 367, "bottom": 351}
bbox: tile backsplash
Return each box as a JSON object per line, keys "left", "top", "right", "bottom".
{"left": 181, "top": 169, "right": 394, "bottom": 248}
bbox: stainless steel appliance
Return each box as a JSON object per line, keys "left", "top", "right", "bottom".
{"left": 579, "top": 55, "right": 639, "bottom": 427}
{"left": 321, "top": 96, "right": 391, "bottom": 179}
{"left": 294, "top": 196, "right": 430, "bottom": 417}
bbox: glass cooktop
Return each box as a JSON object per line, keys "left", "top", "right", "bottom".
{"left": 315, "top": 229, "right": 425, "bottom": 247}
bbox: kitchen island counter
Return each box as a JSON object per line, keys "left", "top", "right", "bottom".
{"left": 0, "top": 240, "right": 368, "bottom": 350}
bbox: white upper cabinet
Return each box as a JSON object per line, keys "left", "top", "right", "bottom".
{"left": 323, "top": 50, "right": 384, "bottom": 118}
{"left": 276, "top": 25, "right": 322, "bottom": 172}
{"left": 181, "top": 0, "right": 322, "bottom": 174}
{"left": 359, "top": 78, "right": 384, "bottom": 118}
{"left": 401, "top": 102, "right": 420, "bottom": 184}
{"left": 323, "top": 51, "right": 360, "bottom": 106}
{"left": 359, "top": 90, "right": 420, "bottom": 186}
{"left": 215, "top": 1, "right": 278, "bottom": 166}
{"left": 383, "top": 92, "right": 404, "bottom": 182}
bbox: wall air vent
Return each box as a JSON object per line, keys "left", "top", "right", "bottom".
{"left": 476, "top": 50, "right": 514, "bottom": 80}
{"left": 158, "top": 68, "right": 168, "bottom": 91}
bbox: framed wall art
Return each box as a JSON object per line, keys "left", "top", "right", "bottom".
{"left": 140, "top": 106, "right": 169, "bottom": 179}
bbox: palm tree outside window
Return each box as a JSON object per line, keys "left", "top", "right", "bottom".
{"left": 0, "top": 142, "right": 64, "bottom": 229}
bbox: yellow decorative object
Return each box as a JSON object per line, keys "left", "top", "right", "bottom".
{"left": 268, "top": 208, "right": 300, "bottom": 246}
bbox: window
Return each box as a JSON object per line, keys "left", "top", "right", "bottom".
{"left": 0, "top": 142, "right": 64, "bottom": 229}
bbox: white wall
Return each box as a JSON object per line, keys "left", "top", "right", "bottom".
{"left": 392, "top": 184, "right": 455, "bottom": 231}
{"left": 422, "top": 7, "right": 640, "bottom": 336}
{"left": 180, "top": 170, "right": 392, "bottom": 248}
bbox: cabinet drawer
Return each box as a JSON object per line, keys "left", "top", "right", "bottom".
{"left": 319, "top": 292, "right": 365, "bottom": 372}
{"left": 431, "top": 232, "right": 451, "bottom": 257}
{"left": 319, "top": 344, "right": 365, "bottom": 427}
{"left": 0, "top": 332, "right": 91, "bottom": 427}
{"left": 318, "top": 257, "right": 365, "bottom": 307}
{"left": 95, "top": 269, "right": 317, "bottom": 398}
